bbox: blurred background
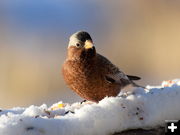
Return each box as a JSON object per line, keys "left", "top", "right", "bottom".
{"left": 0, "top": 0, "right": 180, "bottom": 108}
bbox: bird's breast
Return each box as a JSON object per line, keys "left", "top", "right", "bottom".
{"left": 62, "top": 59, "right": 121, "bottom": 102}
{"left": 63, "top": 60, "right": 97, "bottom": 88}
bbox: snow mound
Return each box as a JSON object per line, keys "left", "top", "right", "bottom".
{"left": 0, "top": 79, "right": 180, "bottom": 135}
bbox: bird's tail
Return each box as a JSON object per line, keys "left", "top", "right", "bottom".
{"left": 131, "top": 81, "right": 146, "bottom": 89}
{"left": 127, "top": 75, "right": 141, "bottom": 81}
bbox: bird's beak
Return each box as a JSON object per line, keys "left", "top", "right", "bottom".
{"left": 84, "top": 40, "right": 93, "bottom": 49}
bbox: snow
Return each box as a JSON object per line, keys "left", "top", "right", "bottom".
{"left": 0, "top": 79, "right": 180, "bottom": 135}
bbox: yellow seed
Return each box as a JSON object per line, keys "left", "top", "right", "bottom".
{"left": 58, "top": 103, "right": 64, "bottom": 108}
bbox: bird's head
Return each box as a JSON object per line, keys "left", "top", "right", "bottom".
{"left": 67, "top": 31, "right": 96, "bottom": 60}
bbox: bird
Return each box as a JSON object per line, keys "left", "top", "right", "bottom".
{"left": 62, "top": 31, "right": 143, "bottom": 102}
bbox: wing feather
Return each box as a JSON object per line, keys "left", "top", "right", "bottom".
{"left": 96, "top": 54, "right": 130, "bottom": 85}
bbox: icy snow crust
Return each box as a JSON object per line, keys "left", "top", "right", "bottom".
{"left": 0, "top": 79, "right": 180, "bottom": 135}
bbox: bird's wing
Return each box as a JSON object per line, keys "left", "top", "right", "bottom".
{"left": 105, "top": 72, "right": 129, "bottom": 84}
{"left": 96, "top": 54, "right": 130, "bottom": 84}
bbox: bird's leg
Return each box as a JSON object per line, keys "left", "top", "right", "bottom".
{"left": 80, "top": 99, "right": 87, "bottom": 104}
{"left": 64, "top": 110, "right": 75, "bottom": 115}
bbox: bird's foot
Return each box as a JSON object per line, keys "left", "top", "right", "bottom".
{"left": 80, "top": 100, "right": 94, "bottom": 105}
{"left": 80, "top": 100, "right": 87, "bottom": 104}
{"left": 64, "top": 110, "right": 75, "bottom": 115}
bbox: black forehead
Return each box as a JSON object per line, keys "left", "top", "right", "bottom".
{"left": 75, "top": 31, "right": 92, "bottom": 42}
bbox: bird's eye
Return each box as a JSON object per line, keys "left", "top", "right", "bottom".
{"left": 76, "top": 43, "right": 81, "bottom": 47}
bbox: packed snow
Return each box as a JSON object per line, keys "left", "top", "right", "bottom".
{"left": 0, "top": 79, "right": 180, "bottom": 135}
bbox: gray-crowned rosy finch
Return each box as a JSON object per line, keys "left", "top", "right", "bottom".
{"left": 62, "top": 31, "right": 142, "bottom": 102}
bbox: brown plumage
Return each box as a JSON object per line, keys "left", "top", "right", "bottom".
{"left": 62, "top": 31, "right": 142, "bottom": 102}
